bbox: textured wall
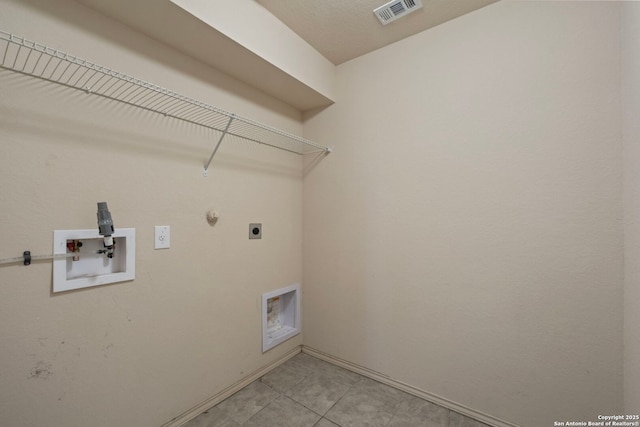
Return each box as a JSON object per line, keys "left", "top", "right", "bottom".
{"left": 623, "top": 1, "right": 640, "bottom": 414}
{"left": 0, "top": 1, "right": 303, "bottom": 426}
{"left": 303, "top": 2, "right": 623, "bottom": 426}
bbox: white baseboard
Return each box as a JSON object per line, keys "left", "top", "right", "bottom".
{"left": 301, "top": 345, "right": 522, "bottom": 427}
{"left": 161, "top": 346, "right": 302, "bottom": 427}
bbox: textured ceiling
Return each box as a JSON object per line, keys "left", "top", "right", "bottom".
{"left": 256, "top": 0, "right": 499, "bottom": 65}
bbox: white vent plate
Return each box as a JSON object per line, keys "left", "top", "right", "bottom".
{"left": 374, "top": 0, "right": 423, "bottom": 25}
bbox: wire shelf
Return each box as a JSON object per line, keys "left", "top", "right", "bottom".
{"left": 0, "top": 30, "right": 330, "bottom": 173}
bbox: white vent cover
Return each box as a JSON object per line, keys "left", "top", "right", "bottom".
{"left": 374, "top": 0, "right": 423, "bottom": 25}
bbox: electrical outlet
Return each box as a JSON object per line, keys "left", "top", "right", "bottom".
{"left": 154, "top": 225, "right": 170, "bottom": 249}
{"left": 249, "top": 223, "right": 262, "bottom": 239}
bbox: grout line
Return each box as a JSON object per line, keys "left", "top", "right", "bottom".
{"left": 319, "top": 378, "right": 358, "bottom": 423}
{"left": 280, "top": 353, "right": 357, "bottom": 424}
{"left": 241, "top": 393, "right": 280, "bottom": 426}
{"left": 260, "top": 354, "right": 328, "bottom": 420}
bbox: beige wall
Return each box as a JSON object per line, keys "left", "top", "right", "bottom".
{"left": 623, "top": 1, "right": 640, "bottom": 414}
{"left": 170, "top": 0, "right": 336, "bottom": 101}
{"left": 0, "top": 1, "right": 304, "bottom": 426}
{"left": 303, "top": 2, "right": 624, "bottom": 426}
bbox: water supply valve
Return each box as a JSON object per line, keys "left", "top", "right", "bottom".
{"left": 66, "top": 240, "right": 83, "bottom": 261}
{"left": 97, "top": 202, "right": 115, "bottom": 258}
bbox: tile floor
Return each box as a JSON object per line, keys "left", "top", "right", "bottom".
{"left": 183, "top": 352, "right": 492, "bottom": 427}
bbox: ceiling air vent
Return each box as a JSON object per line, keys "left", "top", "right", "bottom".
{"left": 374, "top": 0, "right": 423, "bottom": 25}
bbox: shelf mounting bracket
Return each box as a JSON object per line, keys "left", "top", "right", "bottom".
{"left": 203, "top": 115, "right": 235, "bottom": 177}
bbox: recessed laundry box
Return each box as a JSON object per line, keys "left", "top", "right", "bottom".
{"left": 262, "top": 284, "right": 301, "bottom": 352}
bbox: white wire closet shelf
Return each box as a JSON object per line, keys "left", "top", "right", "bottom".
{"left": 0, "top": 30, "right": 331, "bottom": 173}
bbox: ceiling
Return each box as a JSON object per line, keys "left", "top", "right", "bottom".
{"left": 256, "top": 0, "right": 499, "bottom": 65}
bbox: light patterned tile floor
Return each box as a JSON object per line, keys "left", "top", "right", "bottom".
{"left": 183, "top": 353, "right": 492, "bottom": 427}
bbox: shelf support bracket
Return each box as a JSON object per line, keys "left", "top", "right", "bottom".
{"left": 203, "top": 115, "right": 235, "bottom": 177}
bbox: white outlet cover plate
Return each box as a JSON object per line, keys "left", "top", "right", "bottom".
{"left": 155, "top": 225, "right": 170, "bottom": 249}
